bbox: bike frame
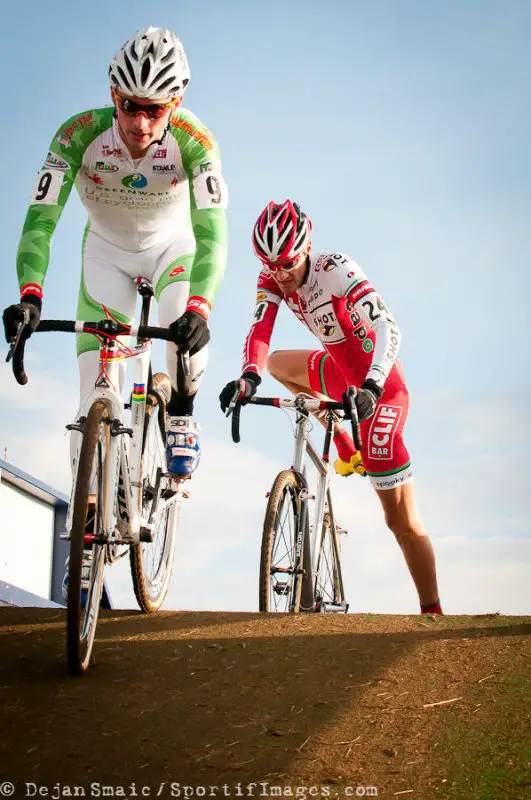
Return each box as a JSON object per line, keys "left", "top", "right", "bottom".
{"left": 65, "top": 321, "right": 180, "bottom": 547}
{"left": 289, "top": 399, "right": 339, "bottom": 595}
{"left": 66, "top": 334, "right": 148, "bottom": 544}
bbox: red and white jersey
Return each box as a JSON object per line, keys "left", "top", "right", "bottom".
{"left": 242, "top": 251, "right": 405, "bottom": 395}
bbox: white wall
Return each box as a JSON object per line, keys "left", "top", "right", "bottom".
{"left": 0, "top": 482, "right": 54, "bottom": 599}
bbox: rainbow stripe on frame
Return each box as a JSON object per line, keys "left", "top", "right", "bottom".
{"left": 132, "top": 383, "right": 146, "bottom": 403}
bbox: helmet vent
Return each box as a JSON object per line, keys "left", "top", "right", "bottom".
{"left": 116, "top": 65, "right": 133, "bottom": 93}
{"left": 141, "top": 59, "right": 151, "bottom": 84}
{"left": 123, "top": 51, "right": 137, "bottom": 85}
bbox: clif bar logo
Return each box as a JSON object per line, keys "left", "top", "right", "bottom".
{"left": 368, "top": 404, "right": 402, "bottom": 459}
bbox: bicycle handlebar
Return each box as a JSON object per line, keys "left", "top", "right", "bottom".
{"left": 230, "top": 394, "right": 362, "bottom": 451}
{"left": 6, "top": 318, "right": 177, "bottom": 386}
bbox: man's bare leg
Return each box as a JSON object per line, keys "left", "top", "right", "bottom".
{"left": 376, "top": 482, "right": 441, "bottom": 610}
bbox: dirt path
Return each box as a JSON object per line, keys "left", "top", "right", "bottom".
{"left": 0, "top": 610, "right": 529, "bottom": 798}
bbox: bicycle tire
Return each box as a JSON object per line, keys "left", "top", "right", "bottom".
{"left": 313, "top": 488, "right": 347, "bottom": 612}
{"left": 259, "top": 469, "right": 305, "bottom": 613}
{"left": 67, "top": 400, "right": 108, "bottom": 675}
{"left": 130, "top": 373, "right": 178, "bottom": 613}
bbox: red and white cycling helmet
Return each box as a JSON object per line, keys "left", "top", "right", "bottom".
{"left": 252, "top": 200, "right": 312, "bottom": 267}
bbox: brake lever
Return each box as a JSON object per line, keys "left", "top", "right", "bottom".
{"left": 224, "top": 384, "right": 242, "bottom": 418}
{"left": 5, "top": 308, "right": 30, "bottom": 363}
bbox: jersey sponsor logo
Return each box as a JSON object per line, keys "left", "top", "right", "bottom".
{"left": 170, "top": 116, "right": 213, "bottom": 149}
{"left": 256, "top": 291, "right": 268, "bottom": 302}
{"left": 192, "top": 160, "right": 218, "bottom": 176}
{"left": 346, "top": 281, "right": 375, "bottom": 307}
{"left": 385, "top": 328, "right": 400, "bottom": 363}
{"left": 43, "top": 152, "right": 69, "bottom": 171}
{"left": 57, "top": 111, "right": 94, "bottom": 145}
{"left": 320, "top": 324, "right": 336, "bottom": 337}
{"left": 368, "top": 404, "right": 402, "bottom": 460}
{"left": 154, "top": 148, "right": 167, "bottom": 158}
{"left": 309, "top": 288, "right": 323, "bottom": 305}
{"left": 102, "top": 145, "right": 123, "bottom": 158}
{"left": 88, "top": 173, "right": 104, "bottom": 185}
{"left": 322, "top": 257, "right": 337, "bottom": 272}
{"left": 83, "top": 185, "right": 177, "bottom": 208}
{"left": 95, "top": 161, "right": 118, "bottom": 172}
{"left": 152, "top": 164, "right": 176, "bottom": 173}
{"left": 362, "top": 339, "right": 374, "bottom": 353}
{"left": 122, "top": 172, "right": 148, "bottom": 188}
{"left": 169, "top": 266, "right": 186, "bottom": 277}
{"left": 372, "top": 465, "right": 413, "bottom": 490}
{"left": 171, "top": 176, "right": 179, "bottom": 187}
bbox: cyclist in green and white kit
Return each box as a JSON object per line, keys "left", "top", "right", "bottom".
{"left": 3, "top": 26, "right": 228, "bottom": 479}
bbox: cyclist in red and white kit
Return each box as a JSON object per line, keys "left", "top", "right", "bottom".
{"left": 220, "top": 200, "right": 442, "bottom": 615}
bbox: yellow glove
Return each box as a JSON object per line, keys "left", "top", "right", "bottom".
{"left": 334, "top": 451, "right": 367, "bottom": 477}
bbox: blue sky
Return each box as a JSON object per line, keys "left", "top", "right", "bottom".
{"left": 1, "top": 1, "right": 529, "bottom": 613}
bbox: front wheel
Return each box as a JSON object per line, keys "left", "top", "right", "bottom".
{"left": 259, "top": 470, "right": 306, "bottom": 613}
{"left": 130, "top": 373, "right": 179, "bottom": 613}
{"left": 313, "top": 489, "right": 347, "bottom": 613}
{"left": 67, "top": 400, "right": 109, "bottom": 675}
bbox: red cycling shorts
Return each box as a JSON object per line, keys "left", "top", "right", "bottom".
{"left": 307, "top": 350, "right": 413, "bottom": 490}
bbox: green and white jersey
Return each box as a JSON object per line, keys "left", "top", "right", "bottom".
{"left": 17, "top": 106, "right": 228, "bottom": 315}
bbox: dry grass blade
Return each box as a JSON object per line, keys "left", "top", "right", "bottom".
{"left": 423, "top": 696, "right": 463, "bottom": 708}
{"left": 297, "top": 735, "right": 312, "bottom": 752}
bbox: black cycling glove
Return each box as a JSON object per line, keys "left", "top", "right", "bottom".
{"left": 168, "top": 310, "right": 210, "bottom": 355}
{"left": 342, "top": 379, "right": 383, "bottom": 422}
{"left": 3, "top": 295, "right": 42, "bottom": 344}
{"left": 219, "top": 372, "right": 262, "bottom": 413}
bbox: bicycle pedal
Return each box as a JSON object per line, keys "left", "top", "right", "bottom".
{"left": 139, "top": 525, "right": 154, "bottom": 543}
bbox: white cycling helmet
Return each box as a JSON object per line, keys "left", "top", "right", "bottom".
{"left": 109, "top": 26, "right": 190, "bottom": 100}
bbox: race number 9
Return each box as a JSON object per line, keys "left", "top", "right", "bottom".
{"left": 35, "top": 172, "right": 52, "bottom": 201}
{"left": 206, "top": 175, "right": 221, "bottom": 204}
{"left": 192, "top": 170, "right": 228, "bottom": 210}
{"left": 30, "top": 168, "right": 64, "bottom": 205}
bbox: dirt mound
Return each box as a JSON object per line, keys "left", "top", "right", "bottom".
{"left": 0, "top": 609, "right": 529, "bottom": 798}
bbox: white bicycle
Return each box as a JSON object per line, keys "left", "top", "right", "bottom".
{"left": 8, "top": 278, "right": 187, "bottom": 675}
{"left": 229, "top": 392, "right": 362, "bottom": 613}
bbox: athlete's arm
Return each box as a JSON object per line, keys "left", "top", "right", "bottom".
{"left": 241, "top": 270, "right": 283, "bottom": 376}
{"left": 174, "top": 110, "right": 228, "bottom": 320}
{"left": 327, "top": 252, "right": 402, "bottom": 391}
{"left": 16, "top": 113, "right": 89, "bottom": 302}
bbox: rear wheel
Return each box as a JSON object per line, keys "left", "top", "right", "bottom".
{"left": 130, "top": 373, "right": 179, "bottom": 613}
{"left": 259, "top": 470, "right": 306, "bottom": 613}
{"left": 67, "top": 400, "right": 108, "bottom": 675}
